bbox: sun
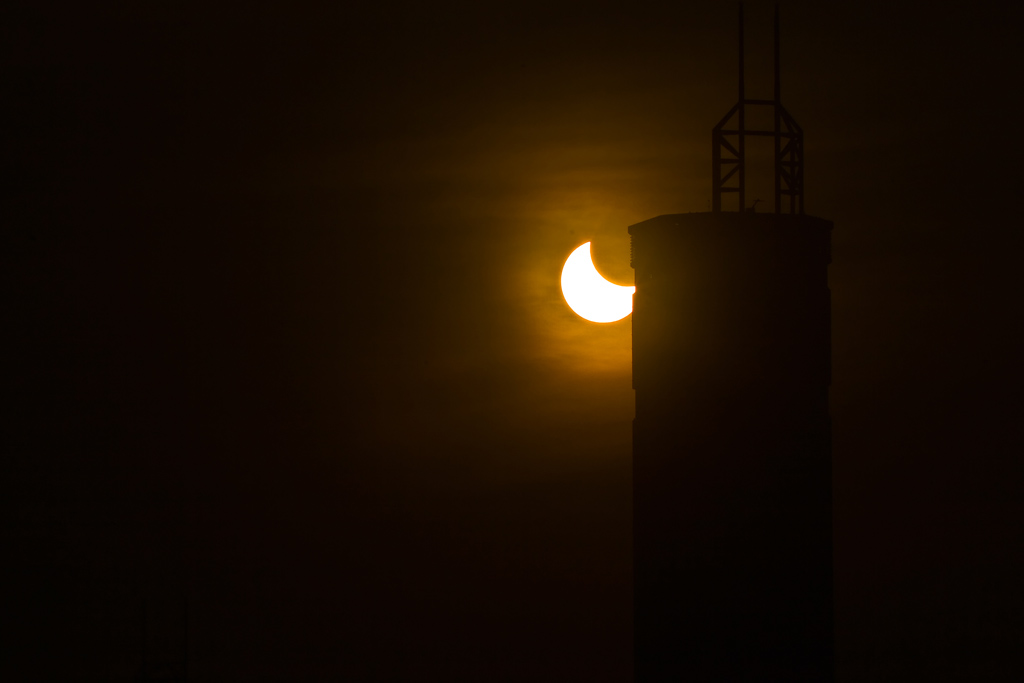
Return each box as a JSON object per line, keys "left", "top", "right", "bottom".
{"left": 560, "top": 242, "right": 635, "bottom": 323}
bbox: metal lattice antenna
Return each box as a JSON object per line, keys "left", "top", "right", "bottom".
{"left": 712, "top": 4, "right": 804, "bottom": 214}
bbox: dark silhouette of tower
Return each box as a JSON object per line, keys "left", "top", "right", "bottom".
{"left": 631, "top": 6, "right": 833, "bottom": 681}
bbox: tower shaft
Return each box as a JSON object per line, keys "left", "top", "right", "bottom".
{"left": 631, "top": 212, "right": 833, "bottom": 681}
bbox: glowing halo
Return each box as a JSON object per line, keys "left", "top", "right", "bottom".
{"left": 560, "top": 242, "right": 635, "bottom": 323}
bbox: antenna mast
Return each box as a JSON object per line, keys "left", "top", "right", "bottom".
{"left": 712, "top": 3, "right": 804, "bottom": 214}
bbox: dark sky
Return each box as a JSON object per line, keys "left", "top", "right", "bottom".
{"left": 5, "top": 1, "right": 1023, "bottom": 680}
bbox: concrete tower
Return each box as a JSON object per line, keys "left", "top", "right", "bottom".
{"left": 631, "top": 7, "right": 833, "bottom": 681}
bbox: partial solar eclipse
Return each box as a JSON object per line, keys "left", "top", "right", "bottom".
{"left": 560, "top": 242, "right": 635, "bottom": 323}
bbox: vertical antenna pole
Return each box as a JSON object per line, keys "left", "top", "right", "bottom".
{"left": 773, "top": 4, "right": 781, "bottom": 103}
{"left": 183, "top": 597, "right": 188, "bottom": 682}
{"left": 141, "top": 600, "right": 147, "bottom": 677}
{"left": 796, "top": 134, "right": 803, "bottom": 214}
{"left": 712, "top": 129, "right": 721, "bottom": 213}
{"left": 738, "top": 2, "right": 745, "bottom": 212}
{"left": 774, "top": 3, "right": 782, "bottom": 214}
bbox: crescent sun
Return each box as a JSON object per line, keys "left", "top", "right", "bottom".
{"left": 560, "top": 242, "right": 636, "bottom": 323}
